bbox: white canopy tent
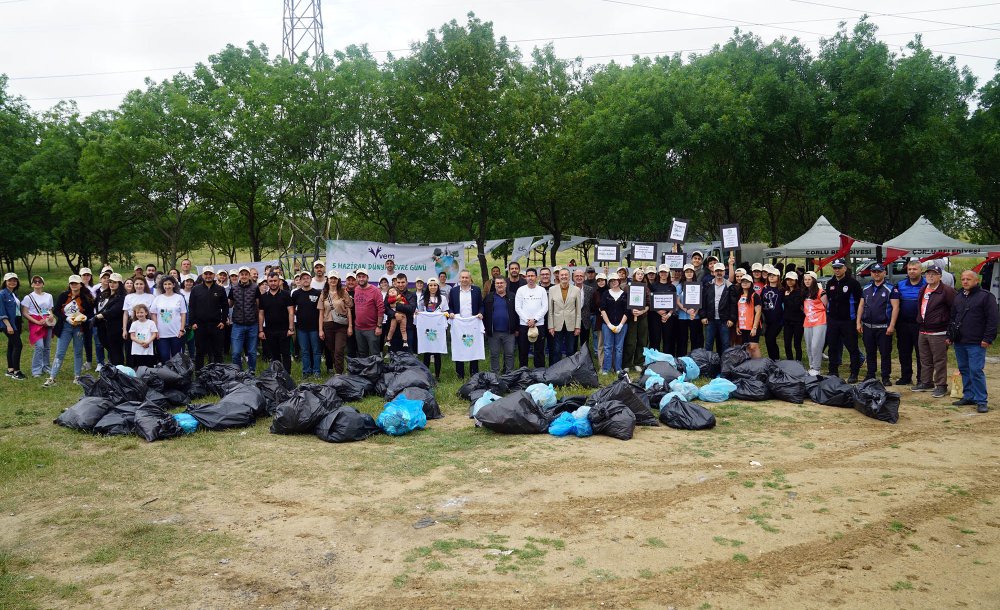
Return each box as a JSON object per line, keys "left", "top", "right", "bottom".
{"left": 883, "top": 216, "right": 999, "bottom": 257}
{"left": 763, "top": 215, "right": 878, "bottom": 258}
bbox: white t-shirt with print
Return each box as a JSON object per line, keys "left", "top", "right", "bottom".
{"left": 123, "top": 293, "right": 154, "bottom": 321}
{"left": 21, "top": 292, "right": 53, "bottom": 318}
{"left": 129, "top": 319, "right": 158, "bottom": 355}
{"left": 151, "top": 293, "right": 187, "bottom": 338}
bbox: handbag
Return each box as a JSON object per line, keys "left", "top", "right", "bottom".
{"left": 28, "top": 294, "right": 56, "bottom": 327}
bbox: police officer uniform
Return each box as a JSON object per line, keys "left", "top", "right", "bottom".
{"left": 859, "top": 264, "right": 900, "bottom": 383}
{"left": 825, "top": 258, "right": 863, "bottom": 382}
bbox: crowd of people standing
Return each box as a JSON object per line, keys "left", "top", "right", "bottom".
{"left": 0, "top": 251, "right": 995, "bottom": 413}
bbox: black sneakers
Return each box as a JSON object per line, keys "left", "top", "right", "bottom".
{"left": 931, "top": 386, "right": 948, "bottom": 398}
{"left": 953, "top": 398, "right": 976, "bottom": 406}
{"left": 910, "top": 383, "right": 933, "bottom": 392}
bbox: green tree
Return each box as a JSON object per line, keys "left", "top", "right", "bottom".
{"left": 0, "top": 76, "right": 39, "bottom": 273}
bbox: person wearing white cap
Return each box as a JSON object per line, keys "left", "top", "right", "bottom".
{"left": 599, "top": 274, "right": 629, "bottom": 374}
{"left": 292, "top": 270, "right": 322, "bottom": 378}
{"left": 801, "top": 271, "right": 828, "bottom": 375}
{"left": 44, "top": 275, "right": 95, "bottom": 387}
{"left": 690, "top": 251, "right": 706, "bottom": 282}
{"left": 622, "top": 268, "right": 650, "bottom": 372}
{"left": 93, "top": 273, "right": 127, "bottom": 366}
{"left": 229, "top": 266, "right": 260, "bottom": 372}
{"left": 351, "top": 268, "right": 384, "bottom": 358}
{"left": 1, "top": 272, "right": 25, "bottom": 379}
{"left": 674, "top": 264, "right": 702, "bottom": 357}
{"left": 750, "top": 263, "right": 765, "bottom": 294}
{"left": 760, "top": 266, "right": 784, "bottom": 360}
{"left": 648, "top": 263, "right": 676, "bottom": 353}
{"left": 21, "top": 275, "right": 54, "bottom": 378}
{"left": 188, "top": 266, "right": 229, "bottom": 370}
{"left": 701, "top": 262, "right": 734, "bottom": 355}
{"left": 781, "top": 271, "right": 806, "bottom": 363}
{"left": 310, "top": 260, "right": 327, "bottom": 292}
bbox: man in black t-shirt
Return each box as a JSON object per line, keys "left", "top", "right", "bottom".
{"left": 292, "top": 272, "right": 322, "bottom": 377}
{"left": 258, "top": 273, "right": 294, "bottom": 373}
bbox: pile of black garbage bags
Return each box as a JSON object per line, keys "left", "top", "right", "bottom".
{"left": 54, "top": 351, "right": 444, "bottom": 443}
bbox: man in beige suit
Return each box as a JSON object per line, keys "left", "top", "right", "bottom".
{"left": 547, "top": 269, "right": 582, "bottom": 364}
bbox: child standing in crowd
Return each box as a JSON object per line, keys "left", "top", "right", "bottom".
{"left": 128, "top": 304, "right": 159, "bottom": 368}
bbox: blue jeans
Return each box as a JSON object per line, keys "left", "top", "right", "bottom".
{"left": 704, "top": 319, "right": 730, "bottom": 354}
{"left": 231, "top": 323, "right": 258, "bottom": 372}
{"left": 156, "top": 336, "right": 184, "bottom": 363}
{"left": 30, "top": 330, "right": 51, "bottom": 377}
{"left": 51, "top": 324, "right": 85, "bottom": 379}
{"left": 92, "top": 324, "right": 105, "bottom": 365}
{"left": 550, "top": 329, "right": 577, "bottom": 364}
{"left": 297, "top": 329, "right": 321, "bottom": 376}
{"left": 601, "top": 322, "right": 628, "bottom": 373}
{"left": 954, "top": 342, "right": 987, "bottom": 406}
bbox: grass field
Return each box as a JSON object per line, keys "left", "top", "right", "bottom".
{"left": 2, "top": 344, "right": 999, "bottom": 609}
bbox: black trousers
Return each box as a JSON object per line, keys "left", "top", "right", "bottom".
{"left": 895, "top": 320, "right": 921, "bottom": 383}
{"left": 783, "top": 321, "right": 803, "bottom": 361}
{"left": 5, "top": 317, "right": 22, "bottom": 371}
{"left": 517, "top": 324, "right": 547, "bottom": 368}
{"left": 862, "top": 325, "right": 893, "bottom": 381}
{"left": 456, "top": 360, "right": 479, "bottom": 379}
{"left": 195, "top": 324, "right": 225, "bottom": 370}
{"left": 763, "top": 322, "right": 783, "bottom": 360}
{"left": 98, "top": 324, "right": 125, "bottom": 367}
{"left": 648, "top": 314, "right": 675, "bottom": 353}
{"left": 263, "top": 330, "right": 291, "bottom": 372}
{"left": 826, "top": 319, "right": 861, "bottom": 378}
{"left": 423, "top": 353, "right": 442, "bottom": 378}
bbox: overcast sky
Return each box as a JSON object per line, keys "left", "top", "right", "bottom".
{"left": 2, "top": 0, "right": 999, "bottom": 115}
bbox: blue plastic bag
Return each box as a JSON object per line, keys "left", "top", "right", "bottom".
{"left": 548, "top": 411, "right": 593, "bottom": 438}
{"left": 659, "top": 391, "right": 686, "bottom": 409}
{"left": 677, "top": 356, "right": 700, "bottom": 380}
{"left": 698, "top": 377, "right": 737, "bottom": 403}
{"left": 376, "top": 393, "right": 428, "bottom": 436}
{"left": 644, "top": 372, "right": 666, "bottom": 390}
{"left": 472, "top": 390, "right": 502, "bottom": 417}
{"left": 571, "top": 405, "right": 591, "bottom": 420}
{"left": 643, "top": 347, "right": 676, "bottom": 366}
{"left": 668, "top": 375, "right": 700, "bottom": 401}
{"left": 525, "top": 383, "right": 558, "bottom": 409}
{"left": 115, "top": 364, "right": 137, "bottom": 377}
{"left": 172, "top": 412, "right": 198, "bottom": 434}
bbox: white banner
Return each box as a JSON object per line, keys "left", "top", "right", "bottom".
{"left": 325, "top": 241, "right": 465, "bottom": 283}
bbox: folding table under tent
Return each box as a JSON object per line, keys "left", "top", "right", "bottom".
{"left": 763, "top": 215, "right": 878, "bottom": 259}
{"left": 882, "top": 216, "right": 999, "bottom": 258}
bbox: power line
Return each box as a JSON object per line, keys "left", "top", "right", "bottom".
{"left": 790, "top": 0, "right": 1000, "bottom": 33}
{"left": 25, "top": 92, "right": 130, "bottom": 101}
{"left": 10, "top": 65, "right": 196, "bottom": 81}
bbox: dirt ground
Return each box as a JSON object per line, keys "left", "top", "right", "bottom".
{"left": 3, "top": 364, "right": 1000, "bottom": 609}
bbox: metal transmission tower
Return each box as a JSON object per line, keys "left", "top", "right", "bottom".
{"left": 282, "top": 0, "right": 325, "bottom": 64}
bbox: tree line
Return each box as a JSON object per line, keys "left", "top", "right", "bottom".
{"left": 1, "top": 14, "right": 998, "bottom": 280}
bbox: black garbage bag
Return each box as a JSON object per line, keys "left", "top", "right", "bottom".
{"left": 500, "top": 367, "right": 547, "bottom": 392}
{"left": 162, "top": 388, "right": 190, "bottom": 407}
{"left": 548, "top": 395, "right": 589, "bottom": 417}
{"left": 270, "top": 390, "right": 333, "bottom": 434}
{"left": 186, "top": 385, "right": 263, "bottom": 430}
{"left": 645, "top": 361, "right": 682, "bottom": 383}
{"left": 731, "top": 377, "right": 772, "bottom": 401}
{"left": 93, "top": 401, "right": 142, "bottom": 436}
{"left": 659, "top": 396, "right": 717, "bottom": 430}
{"left": 54, "top": 397, "right": 113, "bottom": 431}
{"left": 347, "top": 355, "right": 384, "bottom": 381}
{"left": 586, "top": 379, "right": 659, "bottom": 426}
{"left": 729, "top": 358, "right": 776, "bottom": 381}
{"left": 134, "top": 403, "right": 183, "bottom": 442}
{"left": 688, "top": 348, "right": 721, "bottom": 379}
{"left": 198, "top": 363, "right": 253, "bottom": 396}
{"left": 475, "top": 391, "right": 549, "bottom": 434}
{"left": 137, "top": 367, "right": 166, "bottom": 392}
{"left": 851, "top": 379, "right": 901, "bottom": 424}
{"left": 383, "top": 367, "right": 436, "bottom": 399}
{"left": 297, "top": 383, "right": 342, "bottom": 410}
{"left": 161, "top": 351, "right": 195, "bottom": 391}
{"left": 143, "top": 388, "right": 173, "bottom": 410}
{"left": 544, "top": 350, "right": 600, "bottom": 388}
{"left": 774, "top": 359, "right": 808, "bottom": 379}
{"left": 587, "top": 400, "right": 637, "bottom": 440}
{"left": 392, "top": 386, "right": 443, "bottom": 420}
{"left": 82, "top": 366, "right": 148, "bottom": 405}
{"left": 721, "top": 346, "right": 752, "bottom": 377}
{"left": 643, "top": 384, "right": 670, "bottom": 410}
{"left": 324, "top": 374, "right": 374, "bottom": 401}
{"left": 387, "top": 350, "right": 433, "bottom": 376}
{"left": 458, "top": 372, "right": 507, "bottom": 399}
{"left": 468, "top": 388, "right": 489, "bottom": 405}
{"left": 766, "top": 369, "right": 807, "bottom": 404}
{"left": 808, "top": 376, "right": 855, "bottom": 407}
{"left": 187, "top": 378, "right": 210, "bottom": 399}
{"left": 314, "top": 406, "right": 381, "bottom": 443}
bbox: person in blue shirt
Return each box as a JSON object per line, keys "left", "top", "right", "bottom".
{"left": 894, "top": 259, "right": 926, "bottom": 385}
{"left": 857, "top": 263, "right": 901, "bottom": 384}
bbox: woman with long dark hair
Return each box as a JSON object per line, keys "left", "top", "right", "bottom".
{"left": 122, "top": 275, "right": 154, "bottom": 368}
{"left": 151, "top": 276, "right": 187, "bottom": 362}
{"left": 782, "top": 271, "right": 805, "bottom": 362}
{"left": 1, "top": 272, "right": 24, "bottom": 379}
{"left": 674, "top": 265, "right": 702, "bottom": 357}
{"left": 600, "top": 276, "right": 629, "bottom": 374}
{"left": 622, "top": 268, "right": 650, "bottom": 372}
{"left": 94, "top": 273, "right": 127, "bottom": 366}
{"left": 418, "top": 277, "right": 449, "bottom": 379}
{"left": 44, "top": 274, "right": 95, "bottom": 387}
{"left": 801, "top": 272, "right": 828, "bottom": 376}
{"left": 318, "top": 272, "right": 353, "bottom": 374}
{"left": 735, "top": 276, "right": 763, "bottom": 359}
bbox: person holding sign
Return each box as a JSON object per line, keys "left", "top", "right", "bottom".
{"left": 736, "top": 276, "right": 763, "bottom": 359}
{"left": 701, "top": 262, "right": 734, "bottom": 355}
{"left": 599, "top": 276, "right": 629, "bottom": 374}
{"left": 673, "top": 265, "right": 703, "bottom": 357}
{"left": 648, "top": 264, "right": 676, "bottom": 353}
{"left": 622, "top": 268, "right": 650, "bottom": 372}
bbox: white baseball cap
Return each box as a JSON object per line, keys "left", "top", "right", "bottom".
{"left": 68, "top": 274, "right": 83, "bottom": 284}
{"left": 683, "top": 263, "right": 695, "bottom": 271}
{"left": 657, "top": 264, "right": 670, "bottom": 273}
{"left": 109, "top": 273, "right": 123, "bottom": 282}
{"left": 2, "top": 272, "right": 18, "bottom": 283}
{"left": 238, "top": 266, "right": 251, "bottom": 273}
{"left": 79, "top": 267, "right": 93, "bottom": 276}
{"left": 751, "top": 263, "right": 763, "bottom": 272}
{"left": 201, "top": 266, "right": 215, "bottom": 274}
{"left": 713, "top": 262, "right": 726, "bottom": 271}
{"left": 313, "top": 259, "right": 325, "bottom": 267}
{"left": 784, "top": 271, "right": 798, "bottom": 280}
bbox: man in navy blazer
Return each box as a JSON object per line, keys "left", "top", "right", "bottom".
{"left": 449, "top": 270, "right": 483, "bottom": 378}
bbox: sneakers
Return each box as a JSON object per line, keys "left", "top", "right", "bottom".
{"left": 910, "top": 383, "right": 933, "bottom": 392}
{"left": 634, "top": 365, "right": 643, "bottom": 373}
{"left": 42, "top": 377, "right": 56, "bottom": 387}
{"left": 11, "top": 371, "right": 25, "bottom": 380}
{"left": 81, "top": 361, "right": 92, "bottom": 372}
{"left": 402, "top": 342, "right": 409, "bottom": 349}
{"left": 807, "top": 369, "right": 819, "bottom": 377}
{"left": 895, "top": 378, "right": 911, "bottom": 386}
{"left": 95, "top": 363, "right": 103, "bottom": 373}
{"left": 953, "top": 398, "right": 976, "bottom": 406}
{"left": 847, "top": 376, "right": 858, "bottom": 384}
{"left": 931, "top": 386, "right": 948, "bottom": 398}
{"left": 977, "top": 404, "right": 989, "bottom": 413}
{"left": 73, "top": 376, "right": 81, "bottom": 385}
{"left": 881, "top": 379, "right": 892, "bottom": 387}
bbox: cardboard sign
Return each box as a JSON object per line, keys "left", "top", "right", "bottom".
{"left": 631, "top": 242, "right": 657, "bottom": 261}
{"left": 628, "top": 285, "right": 646, "bottom": 307}
{"left": 652, "top": 293, "right": 675, "bottom": 310}
{"left": 684, "top": 283, "right": 702, "bottom": 306}
{"left": 595, "top": 243, "right": 620, "bottom": 262}
{"left": 668, "top": 218, "right": 689, "bottom": 243}
{"left": 721, "top": 224, "right": 741, "bottom": 250}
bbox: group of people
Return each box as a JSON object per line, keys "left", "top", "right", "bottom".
{"left": 1, "top": 251, "right": 995, "bottom": 413}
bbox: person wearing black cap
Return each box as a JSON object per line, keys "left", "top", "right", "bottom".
{"left": 856, "top": 263, "right": 900, "bottom": 384}
{"left": 825, "top": 258, "right": 863, "bottom": 382}
{"left": 188, "top": 266, "right": 229, "bottom": 370}
{"left": 913, "top": 265, "right": 956, "bottom": 397}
